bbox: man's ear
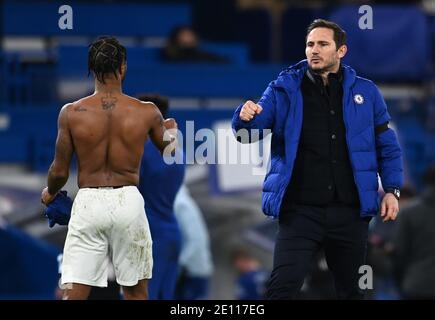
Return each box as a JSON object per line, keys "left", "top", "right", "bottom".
{"left": 337, "top": 45, "right": 347, "bottom": 59}
{"left": 121, "top": 63, "right": 127, "bottom": 76}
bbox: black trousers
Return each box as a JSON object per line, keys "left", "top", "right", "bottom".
{"left": 266, "top": 204, "right": 370, "bottom": 300}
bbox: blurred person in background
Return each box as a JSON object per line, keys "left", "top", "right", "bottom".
{"left": 232, "top": 247, "right": 269, "bottom": 300}
{"left": 392, "top": 165, "right": 435, "bottom": 299}
{"left": 137, "top": 94, "right": 185, "bottom": 300}
{"left": 174, "top": 184, "right": 213, "bottom": 300}
{"left": 41, "top": 37, "right": 177, "bottom": 300}
{"left": 161, "top": 25, "right": 229, "bottom": 63}
{"left": 367, "top": 186, "right": 416, "bottom": 300}
{"left": 232, "top": 19, "right": 403, "bottom": 299}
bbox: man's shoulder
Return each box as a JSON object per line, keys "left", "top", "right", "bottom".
{"left": 58, "top": 102, "right": 75, "bottom": 116}
{"left": 64, "top": 95, "right": 95, "bottom": 112}
{"left": 352, "top": 76, "right": 383, "bottom": 102}
{"left": 354, "top": 75, "right": 378, "bottom": 91}
{"left": 71, "top": 93, "right": 95, "bottom": 105}
{"left": 355, "top": 76, "right": 376, "bottom": 89}
{"left": 124, "top": 95, "right": 157, "bottom": 111}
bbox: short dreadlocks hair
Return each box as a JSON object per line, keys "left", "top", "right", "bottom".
{"left": 88, "top": 36, "right": 127, "bottom": 84}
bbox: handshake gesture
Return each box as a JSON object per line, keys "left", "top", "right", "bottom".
{"left": 239, "top": 100, "right": 263, "bottom": 122}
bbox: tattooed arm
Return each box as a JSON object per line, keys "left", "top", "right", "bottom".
{"left": 148, "top": 103, "right": 177, "bottom": 156}
{"left": 42, "top": 104, "right": 74, "bottom": 204}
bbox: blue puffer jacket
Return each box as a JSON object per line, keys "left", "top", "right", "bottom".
{"left": 232, "top": 60, "right": 403, "bottom": 218}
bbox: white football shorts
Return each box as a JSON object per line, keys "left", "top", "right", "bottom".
{"left": 61, "top": 186, "right": 153, "bottom": 287}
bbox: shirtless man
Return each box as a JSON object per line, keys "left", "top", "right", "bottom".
{"left": 41, "top": 36, "right": 177, "bottom": 300}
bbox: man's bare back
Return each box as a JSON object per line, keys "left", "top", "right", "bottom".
{"left": 59, "top": 91, "right": 173, "bottom": 188}
{"left": 64, "top": 92, "right": 169, "bottom": 188}
{"left": 42, "top": 88, "right": 175, "bottom": 204}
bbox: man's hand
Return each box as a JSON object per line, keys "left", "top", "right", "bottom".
{"left": 163, "top": 118, "right": 177, "bottom": 130}
{"left": 162, "top": 118, "right": 178, "bottom": 156}
{"left": 239, "top": 100, "right": 263, "bottom": 122}
{"left": 163, "top": 118, "right": 178, "bottom": 143}
{"left": 41, "top": 187, "right": 57, "bottom": 205}
{"left": 43, "top": 190, "right": 73, "bottom": 227}
{"left": 380, "top": 193, "right": 399, "bottom": 222}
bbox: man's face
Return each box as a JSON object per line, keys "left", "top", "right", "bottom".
{"left": 177, "top": 29, "right": 198, "bottom": 49}
{"left": 305, "top": 27, "right": 346, "bottom": 73}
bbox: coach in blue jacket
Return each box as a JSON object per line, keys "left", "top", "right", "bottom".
{"left": 232, "top": 19, "right": 403, "bottom": 299}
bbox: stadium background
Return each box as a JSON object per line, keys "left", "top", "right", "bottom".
{"left": 0, "top": 0, "right": 434, "bottom": 299}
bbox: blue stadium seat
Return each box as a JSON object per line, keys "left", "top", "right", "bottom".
{"left": 143, "top": 47, "right": 161, "bottom": 66}
{"left": 3, "top": 1, "right": 191, "bottom": 38}
{"left": 329, "top": 5, "right": 431, "bottom": 82}
{"left": 56, "top": 42, "right": 249, "bottom": 70}
{"left": 0, "top": 108, "right": 57, "bottom": 166}
{"left": 56, "top": 45, "right": 88, "bottom": 78}
{"left": 235, "top": 9, "right": 272, "bottom": 62}
{"left": 0, "top": 134, "right": 29, "bottom": 163}
{"left": 123, "top": 64, "right": 286, "bottom": 98}
{"left": 202, "top": 42, "right": 249, "bottom": 66}
{"left": 31, "top": 137, "right": 55, "bottom": 172}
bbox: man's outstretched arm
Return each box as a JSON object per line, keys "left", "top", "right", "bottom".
{"left": 232, "top": 82, "right": 277, "bottom": 144}
{"left": 42, "top": 104, "right": 74, "bottom": 204}
{"left": 148, "top": 103, "right": 177, "bottom": 156}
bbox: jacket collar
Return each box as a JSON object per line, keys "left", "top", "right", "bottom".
{"left": 306, "top": 64, "right": 343, "bottom": 86}
{"left": 273, "top": 59, "right": 357, "bottom": 93}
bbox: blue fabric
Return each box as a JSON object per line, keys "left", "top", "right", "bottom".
{"left": 139, "top": 142, "right": 185, "bottom": 226}
{"left": 236, "top": 270, "right": 269, "bottom": 300}
{"left": 176, "top": 275, "right": 210, "bottom": 300}
{"left": 0, "top": 225, "right": 60, "bottom": 299}
{"left": 43, "top": 190, "right": 73, "bottom": 228}
{"left": 148, "top": 231, "right": 182, "bottom": 300}
{"left": 232, "top": 60, "right": 403, "bottom": 219}
{"left": 138, "top": 141, "right": 185, "bottom": 299}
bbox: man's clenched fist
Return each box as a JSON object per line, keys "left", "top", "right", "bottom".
{"left": 239, "top": 100, "right": 263, "bottom": 121}
{"left": 163, "top": 118, "right": 177, "bottom": 130}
